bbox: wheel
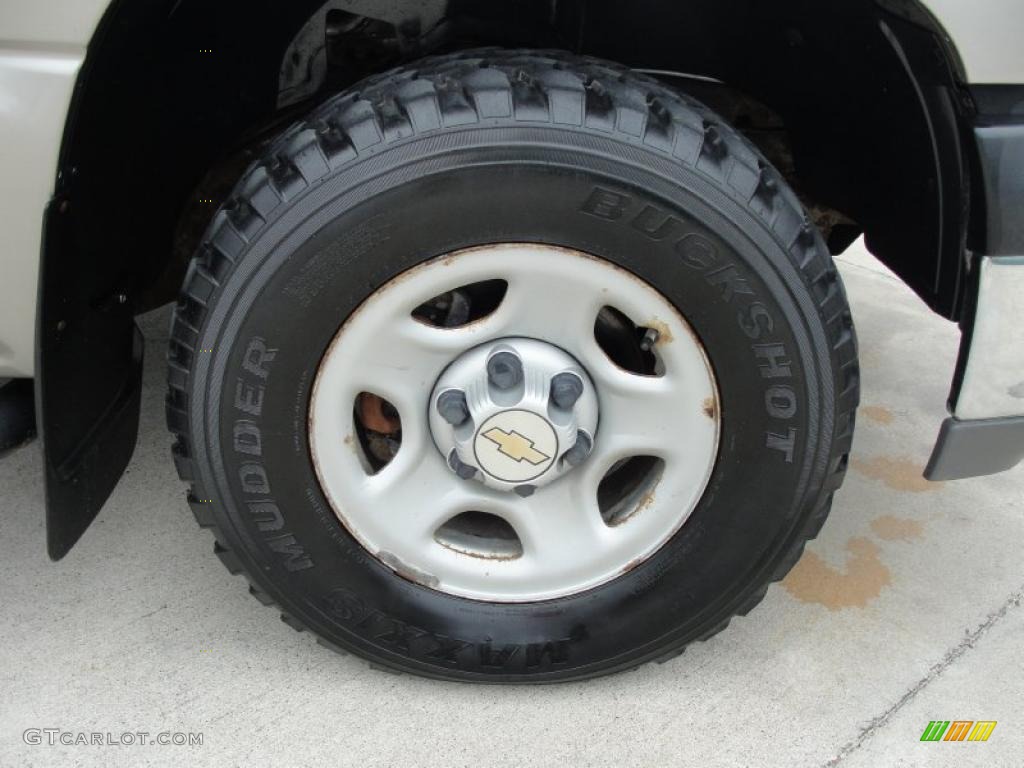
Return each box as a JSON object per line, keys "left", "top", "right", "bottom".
{"left": 167, "top": 49, "right": 858, "bottom": 681}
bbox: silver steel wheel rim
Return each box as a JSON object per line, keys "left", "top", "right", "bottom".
{"left": 309, "top": 244, "right": 720, "bottom": 602}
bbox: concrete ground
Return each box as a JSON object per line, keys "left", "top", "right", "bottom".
{"left": 1, "top": 240, "right": 1021, "bottom": 768}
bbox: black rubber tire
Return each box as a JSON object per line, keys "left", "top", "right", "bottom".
{"left": 167, "top": 49, "right": 858, "bottom": 682}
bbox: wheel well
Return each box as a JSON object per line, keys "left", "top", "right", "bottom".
{"left": 54, "top": 0, "right": 979, "bottom": 319}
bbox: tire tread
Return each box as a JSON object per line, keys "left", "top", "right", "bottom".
{"left": 167, "top": 48, "right": 859, "bottom": 679}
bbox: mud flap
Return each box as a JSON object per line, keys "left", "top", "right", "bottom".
{"left": 37, "top": 196, "right": 144, "bottom": 559}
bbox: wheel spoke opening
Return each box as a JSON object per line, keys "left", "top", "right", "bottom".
{"left": 353, "top": 391, "right": 402, "bottom": 474}
{"left": 434, "top": 511, "right": 523, "bottom": 560}
{"left": 594, "top": 305, "right": 665, "bottom": 376}
{"left": 411, "top": 278, "right": 508, "bottom": 328}
{"left": 597, "top": 455, "right": 665, "bottom": 527}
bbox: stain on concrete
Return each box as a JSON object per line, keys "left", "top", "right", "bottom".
{"left": 870, "top": 515, "right": 924, "bottom": 542}
{"left": 861, "top": 405, "right": 895, "bottom": 425}
{"left": 851, "top": 456, "right": 942, "bottom": 492}
{"left": 783, "top": 537, "right": 891, "bottom": 610}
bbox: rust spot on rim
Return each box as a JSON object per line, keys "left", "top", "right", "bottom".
{"left": 434, "top": 541, "right": 522, "bottom": 561}
{"left": 702, "top": 397, "right": 717, "bottom": 419}
{"left": 377, "top": 551, "right": 440, "bottom": 588}
{"left": 609, "top": 488, "right": 657, "bottom": 528}
{"left": 645, "top": 318, "right": 675, "bottom": 346}
{"left": 637, "top": 489, "right": 656, "bottom": 513}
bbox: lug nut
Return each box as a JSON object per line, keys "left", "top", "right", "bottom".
{"left": 514, "top": 484, "right": 536, "bottom": 498}
{"left": 447, "top": 449, "right": 477, "bottom": 480}
{"left": 563, "top": 431, "right": 593, "bottom": 467}
{"left": 436, "top": 389, "right": 469, "bottom": 426}
{"left": 550, "top": 372, "right": 584, "bottom": 409}
{"left": 486, "top": 350, "right": 523, "bottom": 390}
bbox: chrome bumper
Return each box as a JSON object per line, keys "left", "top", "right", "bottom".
{"left": 925, "top": 110, "right": 1024, "bottom": 480}
{"left": 953, "top": 256, "right": 1024, "bottom": 421}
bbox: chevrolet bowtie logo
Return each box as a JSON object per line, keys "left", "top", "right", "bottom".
{"left": 481, "top": 427, "right": 550, "bottom": 465}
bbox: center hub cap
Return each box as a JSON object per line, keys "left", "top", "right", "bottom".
{"left": 429, "top": 338, "right": 599, "bottom": 494}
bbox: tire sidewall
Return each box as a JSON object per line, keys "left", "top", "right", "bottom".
{"left": 188, "top": 126, "right": 835, "bottom": 680}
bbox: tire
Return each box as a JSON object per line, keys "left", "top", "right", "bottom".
{"left": 166, "top": 49, "right": 858, "bottom": 682}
